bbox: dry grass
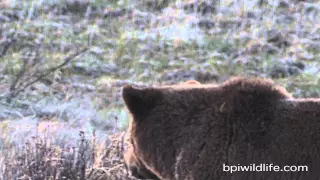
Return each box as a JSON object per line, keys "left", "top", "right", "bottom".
{"left": 0, "top": 132, "right": 137, "bottom": 180}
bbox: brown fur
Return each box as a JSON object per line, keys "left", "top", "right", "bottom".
{"left": 124, "top": 146, "right": 160, "bottom": 179}
{"left": 123, "top": 77, "right": 320, "bottom": 180}
{"left": 184, "top": 80, "right": 201, "bottom": 85}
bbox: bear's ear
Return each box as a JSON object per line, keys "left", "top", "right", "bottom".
{"left": 184, "top": 80, "right": 200, "bottom": 85}
{"left": 122, "top": 85, "right": 162, "bottom": 118}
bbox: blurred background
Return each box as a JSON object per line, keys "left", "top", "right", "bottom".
{"left": 0, "top": 0, "right": 319, "bottom": 179}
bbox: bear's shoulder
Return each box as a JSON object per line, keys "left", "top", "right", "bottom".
{"left": 221, "top": 77, "right": 292, "bottom": 100}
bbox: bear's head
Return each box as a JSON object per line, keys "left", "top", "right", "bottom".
{"left": 124, "top": 145, "right": 160, "bottom": 179}
{"left": 122, "top": 80, "right": 202, "bottom": 179}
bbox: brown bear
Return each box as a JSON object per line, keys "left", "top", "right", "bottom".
{"left": 122, "top": 77, "right": 320, "bottom": 180}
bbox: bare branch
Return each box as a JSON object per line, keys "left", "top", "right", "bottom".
{"left": 6, "top": 47, "right": 88, "bottom": 102}
{"left": 7, "top": 53, "right": 28, "bottom": 101}
{"left": 0, "top": 38, "right": 14, "bottom": 59}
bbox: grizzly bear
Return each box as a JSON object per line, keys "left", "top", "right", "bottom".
{"left": 123, "top": 77, "right": 320, "bottom": 180}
